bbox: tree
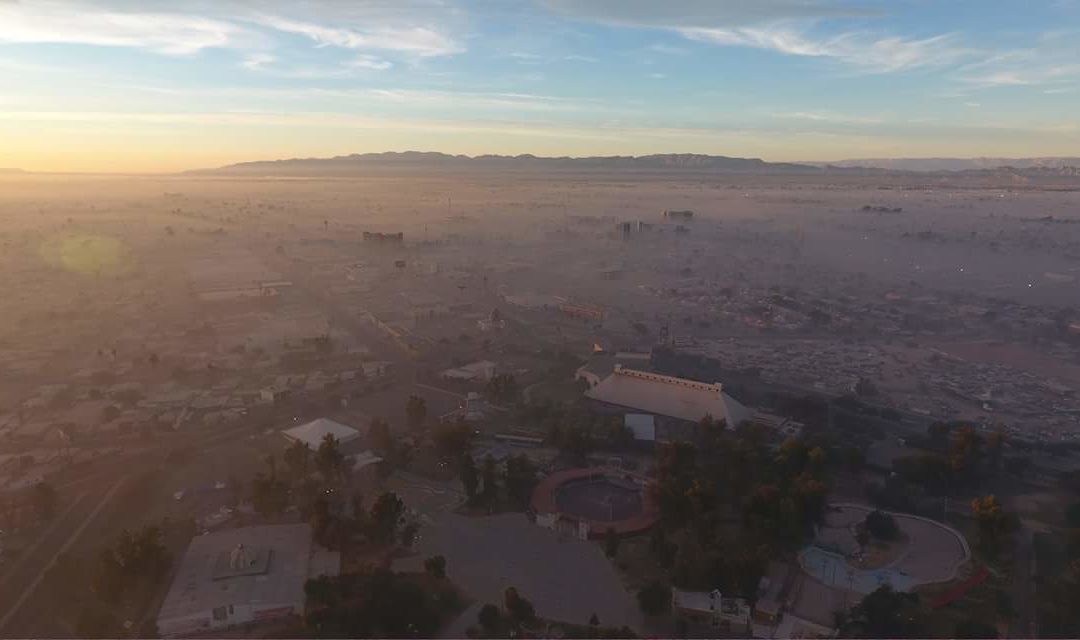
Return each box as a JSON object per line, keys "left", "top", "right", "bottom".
{"left": 400, "top": 521, "right": 420, "bottom": 548}
{"left": 32, "top": 481, "right": 57, "bottom": 522}
{"left": 283, "top": 440, "right": 311, "bottom": 482}
{"left": 589, "top": 613, "right": 600, "bottom": 627}
{"left": 865, "top": 510, "right": 899, "bottom": 540}
{"left": 950, "top": 426, "right": 983, "bottom": 478}
{"left": 855, "top": 377, "right": 878, "bottom": 398}
{"left": 251, "top": 472, "right": 289, "bottom": 515}
{"left": 406, "top": 395, "right": 427, "bottom": 431}
{"left": 504, "top": 587, "right": 536, "bottom": 625}
{"left": 369, "top": 418, "right": 393, "bottom": 454}
{"left": 303, "top": 568, "right": 449, "bottom": 637}
{"left": 604, "top": 527, "right": 619, "bottom": 558}
{"left": 856, "top": 527, "right": 870, "bottom": 549}
{"left": 76, "top": 605, "right": 118, "bottom": 638}
{"left": 368, "top": 492, "right": 405, "bottom": 545}
{"left": 460, "top": 454, "right": 479, "bottom": 502}
{"left": 481, "top": 455, "right": 498, "bottom": 505}
{"left": 424, "top": 555, "right": 447, "bottom": 579}
{"left": 971, "top": 495, "right": 1014, "bottom": 554}
{"left": 503, "top": 455, "right": 537, "bottom": 508}
{"left": 434, "top": 419, "right": 472, "bottom": 459}
{"left": 637, "top": 580, "right": 672, "bottom": 615}
{"left": 839, "top": 585, "right": 925, "bottom": 638}
{"left": 487, "top": 374, "right": 520, "bottom": 404}
{"left": 315, "top": 434, "right": 346, "bottom": 482}
{"left": 478, "top": 603, "right": 502, "bottom": 634}
{"left": 954, "top": 618, "right": 999, "bottom": 638}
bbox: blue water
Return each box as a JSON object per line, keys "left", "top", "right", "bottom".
{"left": 800, "top": 546, "right": 916, "bottom": 594}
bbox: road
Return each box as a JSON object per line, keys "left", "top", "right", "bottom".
{"left": 1009, "top": 525, "right": 1037, "bottom": 638}
{"left": 0, "top": 478, "right": 125, "bottom": 634}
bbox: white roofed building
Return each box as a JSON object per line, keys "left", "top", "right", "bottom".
{"left": 281, "top": 418, "right": 360, "bottom": 449}
{"left": 585, "top": 366, "right": 752, "bottom": 430}
{"left": 156, "top": 524, "right": 339, "bottom": 637}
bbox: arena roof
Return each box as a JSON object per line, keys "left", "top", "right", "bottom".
{"left": 585, "top": 366, "right": 752, "bottom": 427}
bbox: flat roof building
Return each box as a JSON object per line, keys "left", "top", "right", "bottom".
{"left": 156, "top": 523, "right": 339, "bottom": 637}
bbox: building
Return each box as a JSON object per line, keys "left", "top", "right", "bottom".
{"left": 624, "top": 413, "right": 656, "bottom": 443}
{"left": 440, "top": 360, "right": 497, "bottom": 383}
{"left": 575, "top": 351, "right": 652, "bottom": 387}
{"left": 156, "top": 524, "right": 339, "bottom": 637}
{"left": 281, "top": 418, "right": 361, "bottom": 449}
{"left": 663, "top": 209, "right": 695, "bottom": 221}
{"left": 441, "top": 392, "right": 490, "bottom": 422}
{"left": 672, "top": 589, "right": 751, "bottom": 630}
{"left": 362, "top": 231, "right": 404, "bottom": 244}
{"left": 585, "top": 366, "right": 752, "bottom": 429}
{"left": 556, "top": 300, "right": 605, "bottom": 322}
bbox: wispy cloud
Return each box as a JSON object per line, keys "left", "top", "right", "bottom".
{"left": 0, "top": 0, "right": 463, "bottom": 60}
{"left": 240, "top": 53, "right": 275, "bottom": 70}
{"left": 0, "top": 0, "right": 251, "bottom": 54}
{"left": 680, "top": 26, "right": 971, "bottom": 73}
{"left": 250, "top": 15, "right": 463, "bottom": 58}
{"left": 959, "top": 63, "right": 1080, "bottom": 88}
{"left": 648, "top": 43, "right": 689, "bottom": 56}
{"left": 540, "top": 0, "right": 877, "bottom": 29}
{"left": 774, "top": 110, "right": 885, "bottom": 124}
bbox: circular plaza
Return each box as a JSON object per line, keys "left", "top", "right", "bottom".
{"left": 531, "top": 468, "right": 658, "bottom": 538}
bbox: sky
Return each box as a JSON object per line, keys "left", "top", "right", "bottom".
{"left": 0, "top": 0, "right": 1078, "bottom": 172}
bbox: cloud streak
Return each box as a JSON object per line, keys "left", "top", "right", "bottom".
{"left": 0, "top": 0, "right": 250, "bottom": 54}
{"left": 0, "top": 0, "right": 464, "bottom": 59}
{"left": 249, "top": 15, "right": 463, "bottom": 58}
{"left": 680, "top": 26, "right": 971, "bottom": 73}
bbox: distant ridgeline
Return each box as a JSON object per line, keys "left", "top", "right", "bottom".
{"left": 189, "top": 152, "right": 1080, "bottom": 179}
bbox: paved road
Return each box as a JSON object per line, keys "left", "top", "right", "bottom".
{"left": 0, "top": 478, "right": 125, "bottom": 634}
{"left": 1009, "top": 525, "right": 1037, "bottom": 638}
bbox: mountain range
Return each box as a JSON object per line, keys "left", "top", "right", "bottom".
{"left": 192, "top": 151, "right": 1080, "bottom": 177}
{"left": 815, "top": 157, "right": 1080, "bottom": 172}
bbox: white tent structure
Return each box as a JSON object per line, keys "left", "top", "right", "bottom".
{"left": 281, "top": 418, "right": 360, "bottom": 449}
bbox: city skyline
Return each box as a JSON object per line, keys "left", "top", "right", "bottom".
{"left": 1, "top": 0, "right": 1078, "bottom": 172}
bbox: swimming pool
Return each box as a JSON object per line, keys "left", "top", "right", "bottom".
{"left": 799, "top": 546, "right": 915, "bottom": 594}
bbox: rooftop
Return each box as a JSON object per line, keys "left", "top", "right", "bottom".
{"left": 281, "top": 418, "right": 360, "bottom": 449}
{"left": 585, "top": 366, "right": 751, "bottom": 427}
{"left": 157, "top": 524, "right": 328, "bottom": 625}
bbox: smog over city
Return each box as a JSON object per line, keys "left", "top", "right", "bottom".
{"left": 1, "top": 2, "right": 1079, "bottom": 639}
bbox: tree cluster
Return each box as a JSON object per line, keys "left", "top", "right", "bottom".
{"left": 837, "top": 585, "right": 926, "bottom": 638}
{"left": 304, "top": 567, "right": 462, "bottom": 638}
{"left": 93, "top": 524, "right": 172, "bottom": 604}
{"left": 458, "top": 453, "right": 537, "bottom": 511}
{"left": 645, "top": 420, "right": 829, "bottom": 599}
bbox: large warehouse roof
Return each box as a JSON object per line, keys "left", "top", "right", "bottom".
{"left": 585, "top": 366, "right": 751, "bottom": 427}
{"left": 281, "top": 418, "right": 359, "bottom": 448}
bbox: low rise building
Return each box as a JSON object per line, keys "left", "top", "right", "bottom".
{"left": 156, "top": 523, "right": 339, "bottom": 637}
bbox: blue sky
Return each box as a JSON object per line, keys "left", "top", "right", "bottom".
{"left": 0, "top": 0, "right": 1077, "bottom": 171}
